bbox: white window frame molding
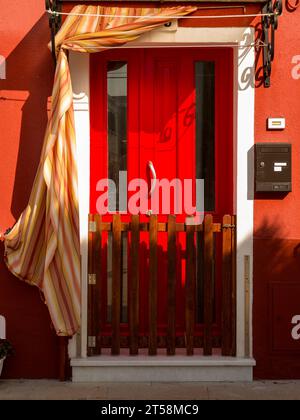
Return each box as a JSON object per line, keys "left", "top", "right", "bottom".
{"left": 69, "top": 26, "right": 255, "bottom": 361}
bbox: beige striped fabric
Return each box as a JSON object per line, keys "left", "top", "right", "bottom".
{"left": 4, "top": 5, "right": 196, "bottom": 336}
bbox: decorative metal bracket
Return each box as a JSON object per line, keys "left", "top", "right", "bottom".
{"left": 45, "top": 0, "right": 62, "bottom": 64}
{"left": 262, "top": 0, "right": 283, "bottom": 88}
{"left": 46, "top": 0, "right": 283, "bottom": 84}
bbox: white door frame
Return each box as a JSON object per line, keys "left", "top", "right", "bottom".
{"left": 69, "top": 26, "right": 255, "bottom": 361}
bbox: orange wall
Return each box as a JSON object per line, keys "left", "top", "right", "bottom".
{"left": 255, "top": 8, "right": 300, "bottom": 238}
{"left": 0, "top": 1, "right": 300, "bottom": 378}
{"left": 0, "top": 0, "right": 59, "bottom": 378}
{"left": 253, "top": 6, "right": 300, "bottom": 378}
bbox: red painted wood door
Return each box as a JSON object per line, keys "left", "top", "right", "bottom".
{"left": 90, "top": 48, "right": 233, "bottom": 346}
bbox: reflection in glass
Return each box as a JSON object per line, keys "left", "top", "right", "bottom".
{"left": 195, "top": 61, "right": 215, "bottom": 212}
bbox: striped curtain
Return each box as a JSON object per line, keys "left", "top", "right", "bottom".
{"left": 4, "top": 5, "right": 196, "bottom": 337}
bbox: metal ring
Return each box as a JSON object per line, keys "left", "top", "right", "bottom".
{"left": 274, "top": 0, "right": 283, "bottom": 16}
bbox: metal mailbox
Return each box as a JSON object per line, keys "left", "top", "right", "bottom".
{"left": 255, "top": 143, "right": 292, "bottom": 192}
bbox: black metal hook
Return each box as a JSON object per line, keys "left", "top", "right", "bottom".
{"left": 262, "top": 0, "right": 283, "bottom": 88}
{"left": 45, "top": 0, "right": 62, "bottom": 65}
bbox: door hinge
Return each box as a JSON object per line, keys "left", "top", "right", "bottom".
{"left": 244, "top": 255, "right": 250, "bottom": 282}
{"left": 222, "top": 223, "right": 236, "bottom": 229}
{"left": 89, "top": 221, "right": 97, "bottom": 233}
{"left": 88, "top": 336, "right": 96, "bottom": 348}
{"left": 88, "top": 273, "right": 97, "bottom": 285}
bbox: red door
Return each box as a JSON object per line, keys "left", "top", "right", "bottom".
{"left": 90, "top": 48, "right": 233, "bottom": 348}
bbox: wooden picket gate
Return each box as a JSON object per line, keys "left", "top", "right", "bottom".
{"left": 87, "top": 214, "right": 236, "bottom": 357}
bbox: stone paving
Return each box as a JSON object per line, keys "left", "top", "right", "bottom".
{"left": 0, "top": 380, "right": 300, "bottom": 400}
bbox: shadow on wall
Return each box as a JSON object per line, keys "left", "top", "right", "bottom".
{"left": 253, "top": 217, "right": 300, "bottom": 379}
{"left": 240, "top": 0, "right": 300, "bottom": 91}
{"left": 0, "top": 14, "right": 53, "bottom": 217}
{"left": 0, "top": 14, "right": 60, "bottom": 379}
{"left": 235, "top": 21, "right": 271, "bottom": 91}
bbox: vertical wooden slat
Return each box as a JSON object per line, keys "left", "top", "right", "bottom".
{"left": 196, "top": 230, "right": 204, "bottom": 324}
{"left": 186, "top": 224, "right": 196, "bottom": 355}
{"left": 167, "top": 215, "right": 177, "bottom": 355}
{"left": 94, "top": 214, "right": 102, "bottom": 355}
{"left": 87, "top": 214, "right": 96, "bottom": 356}
{"left": 129, "top": 215, "right": 140, "bottom": 355}
{"left": 222, "top": 215, "right": 232, "bottom": 356}
{"left": 221, "top": 215, "right": 237, "bottom": 356}
{"left": 59, "top": 337, "right": 69, "bottom": 381}
{"left": 149, "top": 215, "right": 158, "bottom": 356}
{"left": 203, "top": 214, "right": 214, "bottom": 355}
{"left": 112, "top": 214, "right": 122, "bottom": 355}
{"left": 231, "top": 215, "right": 237, "bottom": 356}
{"left": 244, "top": 254, "right": 250, "bottom": 358}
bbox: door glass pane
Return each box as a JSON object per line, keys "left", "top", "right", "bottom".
{"left": 107, "top": 61, "right": 128, "bottom": 324}
{"left": 195, "top": 61, "right": 216, "bottom": 325}
{"left": 195, "top": 61, "right": 215, "bottom": 212}
{"left": 107, "top": 61, "right": 127, "bottom": 212}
